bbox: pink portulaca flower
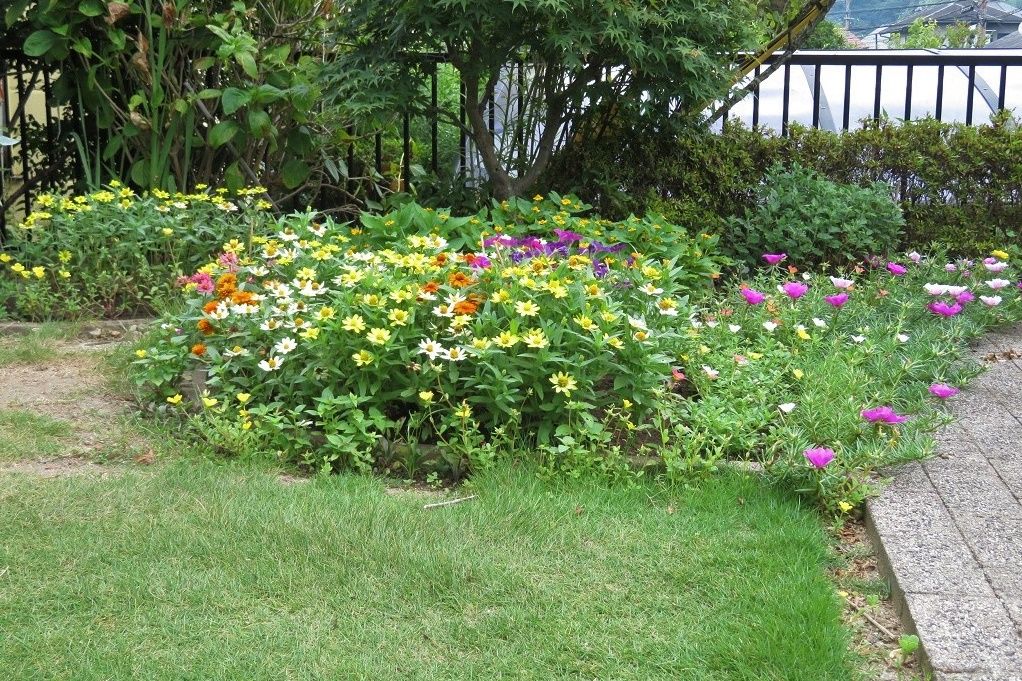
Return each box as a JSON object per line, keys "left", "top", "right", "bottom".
{"left": 987, "top": 279, "right": 1011, "bottom": 290}
{"left": 887, "top": 262, "right": 908, "bottom": 276}
{"left": 945, "top": 263, "right": 958, "bottom": 273}
{"left": 762, "top": 253, "right": 787, "bottom": 265}
{"left": 907, "top": 251, "right": 922, "bottom": 263}
{"left": 740, "top": 288, "right": 766, "bottom": 305}
{"left": 981, "top": 295, "right": 1002, "bottom": 307}
{"left": 985, "top": 261, "right": 1009, "bottom": 273}
{"left": 804, "top": 447, "right": 835, "bottom": 469}
{"left": 924, "top": 283, "right": 948, "bottom": 296}
{"left": 861, "top": 405, "right": 909, "bottom": 424}
{"left": 824, "top": 292, "right": 849, "bottom": 308}
{"left": 779, "top": 281, "right": 809, "bottom": 299}
{"left": 928, "top": 301, "right": 963, "bottom": 317}
{"left": 929, "top": 383, "right": 960, "bottom": 399}
{"left": 829, "top": 276, "right": 854, "bottom": 289}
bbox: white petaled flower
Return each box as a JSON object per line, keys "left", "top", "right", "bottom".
{"left": 802, "top": 273, "right": 811, "bottom": 281}
{"left": 445, "top": 292, "right": 467, "bottom": 306}
{"left": 987, "top": 279, "right": 1011, "bottom": 290}
{"left": 260, "top": 318, "right": 282, "bottom": 331}
{"left": 639, "top": 282, "right": 664, "bottom": 296}
{"left": 223, "top": 346, "right": 250, "bottom": 358}
{"left": 851, "top": 335, "right": 866, "bottom": 344}
{"left": 308, "top": 224, "right": 327, "bottom": 238}
{"left": 812, "top": 318, "right": 827, "bottom": 328}
{"left": 299, "top": 281, "right": 328, "bottom": 297}
{"left": 924, "top": 283, "right": 949, "bottom": 296}
{"left": 433, "top": 303, "right": 455, "bottom": 318}
{"left": 208, "top": 302, "right": 231, "bottom": 320}
{"left": 829, "top": 276, "right": 854, "bottom": 289}
{"left": 278, "top": 228, "right": 300, "bottom": 242}
{"left": 705, "top": 320, "right": 718, "bottom": 328}
{"left": 258, "top": 356, "right": 283, "bottom": 371}
{"left": 763, "top": 321, "right": 778, "bottom": 332}
{"left": 728, "top": 324, "right": 742, "bottom": 333}
{"left": 945, "top": 285, "right": 969, "bottom": 296}
{"left": 418, "top": 338, "right": 444, "bottom": 360}
{"left": 628, "top": 316, "right": 648, "bottom": 331}
{"left": 248, "top": 265, "right": 269, "bottom": 277}
{"left": 981, "top": 295, "right": 1003, "bottom": 307}
{"left": 702, "top": 365, "right": 719, "bottom": 380}
{"left": 444, "top": 347, "right": 468, "bottom": 362}
{"left": 689, "top": 319, "right": 704, "bottom": 329}
{"left": 231, "top": 303, "right": 260, "bottom": 316}
{"left": 778, "top": 402, "right": 797, "bottom": 414}
{"left": 985, "top": 262, "right": 1008, "bottom": 273}
{"left": 274, "top": 337, "right": 298, "bottom": 355}
{"left": 896, "top": 333, "right": 910, "bottom": 343}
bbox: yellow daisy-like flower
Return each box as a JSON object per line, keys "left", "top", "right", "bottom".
{"left": 299, "top": 327, "right": 320, "bottom": 340}
{"left": 604, "top": 335, "right": 624, "bottom": 350}
{"left": 0, "top": 254, "right": 10, "bottom": 263}
{"left": 134, "top": 349, "right": 147, "bottom": 358}
{"left": 796, "top": 326, "right": 811, "bottom": 341}
{"left": 492, "top": 289, "right": 512, "bottom": 304}
{"left": 514, "top": 300, "right": 540, "bottom": 317}
{"left": 793, "top": 368, "right": 804, "bottom": 380}
{"left": 494, "top": 331, "right": 520, "bottom": 348}
{"left": 202, "top": 396, "right": 219, "bottom": 408}
{"left": 58, "top": 270, "right": 71, "bottom": 279}
{"left": 236, "top": 393, "right": 252, "bottom": 404}
{"left": 454, "top": 401, "right": 472, "bottom": 419}
{"left": 161, "top": 228, "right": 174, "bottom": 237}
{"left": 600, "top": 310, "right": 618, "bottom": 323}
{"left": 632, "top": 330, "right": 650, "bottom": 343}
{"left": 838, "top": 501, "right": 853, "bottom": 513}
{"left": 342, "top": 315, "right": 367, "bottom": 333}
{"left": 419, "top": 390, "right": 434, "bottom": 403}
{"left": 573, "top": 315, "right": 597, "bottom": 332}
{"left": 352, "top": 350, "right": 374, "bottom": 366}
{"left": 317, "top": 306, "right": 335, "bottom": 321}
{"left": 166, "top": 394, "right": 184, "bottom": 405}
{"left": 387, "top": 308, "right": 411, "bottom": 326}
{"left": 522, "top": 328, "right": 549, "bottom": 349}
{"left": 471, "top": 337, "right": 492, "bottom": 350}
{"left": 31, "top": 266, "right": 45, "bottom": 279}
{"left": 57, "top": 250, "right": 72, "bottom": 263}
{"left": 532, "top": 194, "right": 544, "bottom": 201}
{"left": 549, "top": 372, "right": 578, "bottom": 396}
{"left": 365, "top": 328, "right": 392, "bottom": 345}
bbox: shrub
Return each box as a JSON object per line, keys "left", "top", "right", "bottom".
{"left": 0, "top": 184, "right": 271, "bottom": 320}
{"left": 131, "top": 194, "right": 726, "bottom": 476}
{"left": 727, "top": 163, "right": 904, "bottom": 267}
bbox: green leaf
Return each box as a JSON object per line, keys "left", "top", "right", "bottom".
{"left": 5, "top": 0, "right": 32, "bottom": 26}
{"left": 77, "top": 0, "right": 104, "bottom": 16}
{"left": 280, "top": 159, "right": 311, "bottom": 190}
{"left": 221, "top": 87, "right": 250, "bottom": 115}
{"left": 208, "top": 120, "right": 241, "bottom": 148}
{"left": 224, "top": 162, "right": 244, "bottom": 193}
{"left": 235, "top": 51, "right": 259, "bottom": 79}
{"left": 246, "top": 109, "right": 272, "bottom": 138}
{"left": 23, "top": 30, "right": 58, "bottom": 57}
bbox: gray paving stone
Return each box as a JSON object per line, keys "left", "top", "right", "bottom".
{"left": 990, "top": 457, "right": 1022, "bottom": 500}
{"left": 869, "top": 491, "right": 993, "bottom": 596}
{"left": 999, "top": 598, "right": 1022, "bottom": 637}
{"left": 880, "top": 461, "right": 935, "bottom": 496}
{"left": 925, "top": 458, "right": 1022, "bottom": 522}
{"left": 954, "top": 514, "right": 1022, "bottom": 567}
{"left": 959, "top": 405, "right": 1022, "bottom": 458}
{"left": 907, "top": 595, "right": 1022, "bottom": 677}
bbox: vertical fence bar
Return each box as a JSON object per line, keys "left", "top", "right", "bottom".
{"left": 998, "top": 64, "right": 1008, "bottom": 111}
{"left": 42, "top": 69, "right": 54, "bottom": 193}
{"left": 811, "top": 64, "right": 821, "bottom": 129}
{"left": 935, "top": 64, "right": 945, "bottom": 121}
{"left": 0, "top": 55, "right": 8, "bottom": 241}
{"left": 14, "top": 65, "right": 31, "bottom": 216}
{"left": 458, "top": 78, "right": 467, "bottom": 174}
{"left": 751, "top": 65, "right": 761, "bottom": 129}
{"left": 345, "top": 125, "right": 355, "bottom": 195}
{"left": 904, "top": 64, "right": 913, "bottom": 120}
{"left": 842, "top": 63, "right": 852, "bottom": 131}
{"left": 781, "top": 62, "right": 791, "bottom": 136}
{"left": 430, "top": 64, "right": 438, "bottom": 175}
{"left": 402, "top": 112, "right": 411, "bottom": 192}
{"left": 966, "top": 64, "right": 976, "bottom": 125}
{"left": 374, "top": 132, "right": 382, "bottom": 175}
{"left": 873, "top": 64, "right": 883, "bottom": 121}
{"left": 516, "top": 61, "right": 525, "bottom": 175}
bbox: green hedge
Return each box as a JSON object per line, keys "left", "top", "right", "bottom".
{"left": 542, "top": 112, "right": 1022, "bottom": 255}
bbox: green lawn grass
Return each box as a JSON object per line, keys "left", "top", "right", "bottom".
{"left": 0, "top": 457, "right": 854, "bottom": 680}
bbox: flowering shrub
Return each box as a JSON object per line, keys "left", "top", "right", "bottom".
{"left": 0, "top": 183, "right": 273, "bottom": 320}
{"left": 132, "top": 197, "right": 725, "bottom": 475}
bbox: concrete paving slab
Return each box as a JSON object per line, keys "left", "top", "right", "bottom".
{"left": 907, "top": 595, "right": 1022, "bottom": 677}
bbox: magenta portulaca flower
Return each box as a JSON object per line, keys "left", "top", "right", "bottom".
{"left": 861, "top": 406, "right": 908, "bottom": 424}
{"left": 929, "top": 383, "right": 960, "bottom": 399}
{"left": 928, "top": 301, "right": 963, "bottom": 317}
{"left": 779, "top": 281, "right": 809, "bottom": 299}
{"left": 887, "top": 262, "right": 908, "bottom": 276}
{"left": 740, "top": 288, "right": 766, "bottom": 305}
{"left": 762, "top": 253, "right": 786, "bottom": 265}
{"left": 824, "top": 292, "right": 849, "bottom": 308}
{"left": 956, "top": 291, "right": 975, "bottom": 304}
{"left": 804, "top": 447, "right": 835, "bottom": 469}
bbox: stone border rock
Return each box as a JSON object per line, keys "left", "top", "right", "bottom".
{"left": 0, "top": 318, "right": 155, "bottom": 342}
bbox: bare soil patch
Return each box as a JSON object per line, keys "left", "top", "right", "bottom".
{"left": 0, "top": 456, "right": 120, "bottom": 479}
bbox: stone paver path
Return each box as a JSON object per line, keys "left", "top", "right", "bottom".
{"left": 868, "top": 327, "right": 1022, "bottom": 680}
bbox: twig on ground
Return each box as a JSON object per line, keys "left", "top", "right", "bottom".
{"left": 856, "top": 607, "right": 898, "bottom": 642}
{"left": 423, "top": 495, "right": 477, "bottom": 510}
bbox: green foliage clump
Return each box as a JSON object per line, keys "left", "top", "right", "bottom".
{"left": 727, "top": 163, "right": 904, "bottom": 267}
{"left": 0, "top": 184, "right": 272, "bottom": 320}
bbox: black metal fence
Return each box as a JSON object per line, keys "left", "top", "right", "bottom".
{"left": 723, "top": 50, "right": 1022, "bottom": 135}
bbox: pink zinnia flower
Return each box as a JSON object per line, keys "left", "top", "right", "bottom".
{"left": 929, "top": 383, "right": 960, "bottom": 399}
{"left": 779, "top": 281, "right": 809, "bottom": 299}
{"left": 887, "top": 262, "right": 908, "bottom": 276}
{"left": 804, "top": 447, "right": 835, "bottom": 469}
{"left": 928, "top": 301, "right": 963, "bottom": 317}
{"left": 861, "top": 406, "right": 909, "bottom": 424}
{"left": 824, "top": 292, "right": 849, "bottom": 308}
{"left": 740, "top": 288, "right": 766, "bottom": 305}
{"left": 762, "top": 253, "right": 786, "bottom": 265}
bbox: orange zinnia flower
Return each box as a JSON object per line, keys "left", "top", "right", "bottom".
{"left": 447, "top": 271, "right": 474, "bottom": 288}
{"left": 231, "top": 290, "right": 254, "bottom": 305}
{"left": 191, "top": 343, "right": 207, "bottom": 356}
{"left": 197, "top": 319, "right": 215, "bottom": 335}
{"left": 453, "top": 301, "right": 478, "bottom": 315}
{"left": 432, "top": 254, "right": 448, "bottom": 267}
{"left": 421, "top": 281, "right": 440, "bottom": 294}
{"left": 215, "top": 273, "right": 237, "bottom": 299}
{"left": 202, "top": 300, "right": 219, "bottom": 314}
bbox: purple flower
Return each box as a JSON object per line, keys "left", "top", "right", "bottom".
{"left": 861, "top": 406, "right": 909, "bottom": 424}
{"left": 824, "top": 292, "right": 849, "bottom": 308}
{"left": 740, "top": 288, "right": 766, "bottom": 305}
{"left": 945, "top": 263, "right": 958, "bottom": 273}
{"left": 929, "top": 383, "right": 960, "bottom": 400}
{"left": 762, "top": 253, "right": 787, "bottom": 265}
{"left": 553, "top": 229, "right": 583, "bottom": 243}
{"left": 956, "top": 291, "right": 975, "bottom": 304}
{"left": 592, "top": 261, "right": 609, "bottom": 278}
{"left": 469, "top": 254, "right": 492, "bottom": 269}
{"left": 887, "top": 262, "right": 908, "bottom": 276}
{"left": 804, "top": 447, "right": 835, "bottom": 469}
{"left": 928, "top": 301, "right": 963, "bottom": 317}
{"left": 907, "top": 251, "right": 922, "bottom": 263}
{"left": 779, "top": 281, "right": 809, "bottom": 299}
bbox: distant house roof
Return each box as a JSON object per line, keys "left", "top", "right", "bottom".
{"left": 872, "top": 1, "right": 1022, "bottom": 35}
{"left": 985, "top": 30, "right": 1022, "bottom": 47}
